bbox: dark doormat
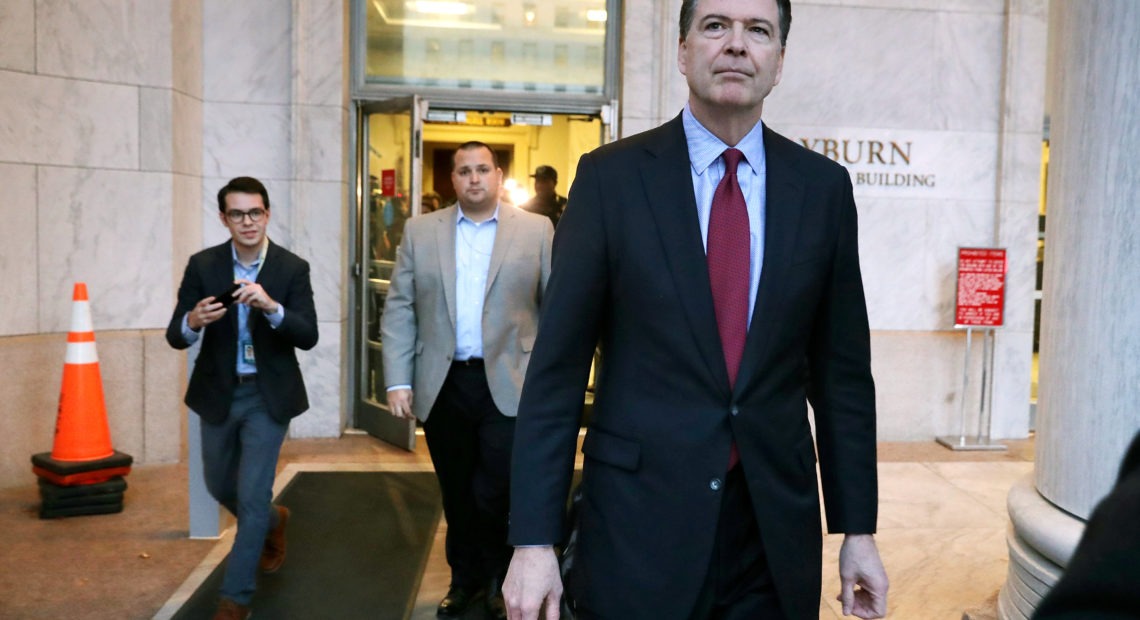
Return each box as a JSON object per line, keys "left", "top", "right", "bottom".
{"left": 173, "top": 471, "right": 441, "bottom": 620}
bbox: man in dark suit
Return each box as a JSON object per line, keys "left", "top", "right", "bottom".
{"left": 1032, "top": 430, "right": 1140, "bottom": 619}
{"left": 166, "top": 176, "right": 318, "bottom": 620}
{"left": 382, "top": 143, "right": 552, "bottom": 619}
{"left": 504, "top": 1, "right": 888, "bottom": 619}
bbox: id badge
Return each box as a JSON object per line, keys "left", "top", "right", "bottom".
{"left": 240, "top": 336, "right": 256, "bottom": 364}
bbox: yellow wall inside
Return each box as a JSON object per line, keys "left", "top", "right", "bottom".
{"left": 423, "top": 113, "right": 601, "bottom": 205}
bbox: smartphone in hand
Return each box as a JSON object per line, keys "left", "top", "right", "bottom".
{"left": 212, "top": 282, "right": 242, "bottom": 308}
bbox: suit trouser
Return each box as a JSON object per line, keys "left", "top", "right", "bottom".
{"left": 570, "top": 464, "right": 783, "bottom": 620}
{"left": 200, "top": 381, "right": 288, "bottom": 605}
{"left": 688, "top": 464, "right": 784, "bottom": 620}
{"left": 423, "top": 361, "right": 515, "bottom": 590}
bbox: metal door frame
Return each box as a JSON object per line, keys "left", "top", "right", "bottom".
{"left": 351, "top": 96, "right": 425, "bottom": 449}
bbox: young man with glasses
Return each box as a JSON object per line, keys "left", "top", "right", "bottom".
{"left": 166, "top": 176, "right": 318, "bottom": 620}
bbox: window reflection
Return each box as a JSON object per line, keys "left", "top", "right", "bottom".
{"left": 365, "top": 0, "right": 608, "bottom": 94}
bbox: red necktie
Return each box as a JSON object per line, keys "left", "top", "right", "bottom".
{"left": 707, "top": 148, "right": 749, "bottom": 470}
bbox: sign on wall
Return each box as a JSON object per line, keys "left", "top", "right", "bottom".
{"left": 782, "top": 126, "right": 999, "bottom": 201}
{"left": 380, "top": 169, "right": 396, "bottom": 196}
{"left": 954, "top": 247, "right": 1006, "bottom": 327}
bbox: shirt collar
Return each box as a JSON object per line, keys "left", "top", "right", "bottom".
{"left": 682, "top": 104, "right": 767, "bottom": 177}
{"left": 456, "top": 203, "right": 501, "bottom": 226}
{"left": 231, "top": 237, "right": 269, "bottom": 269}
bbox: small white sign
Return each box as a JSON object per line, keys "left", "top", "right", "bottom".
{"left": 511, "top": 113, "right": 553, "bottom": 126}
{"left": 425, "top": 110, "right": 466, "bottom": 123}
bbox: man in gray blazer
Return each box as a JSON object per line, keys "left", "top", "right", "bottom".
{"left": 381, "top": 141, "right": 552, "bottom": 619}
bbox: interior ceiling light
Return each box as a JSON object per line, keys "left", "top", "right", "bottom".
{"left": 586, "top": 9, "right": 607, "bottom": 22}
{"left": 409, "top": 1, "right": 472, "bottom": 16}
{"left": 373, "top": 0, "right": 499, "bottom": 31}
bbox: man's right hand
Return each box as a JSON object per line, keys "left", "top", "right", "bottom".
{"left": 503, "top": 546, "right": 562, "bottom": 620}
{"left": 187, "top": 297, "right": 226, "bottom": 330}
{"left": 386, "top": 388, "right": 415, "bottom": 419}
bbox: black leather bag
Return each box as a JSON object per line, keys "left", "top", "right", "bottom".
{"left": 558, "top": 482, "right": 584, "bottom": 619}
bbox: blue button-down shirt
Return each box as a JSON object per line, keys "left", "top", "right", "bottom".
{"left": 682, "top": 105, "right": 767, "bottom": 327}
{"left": 454, "top": 205, "right": 499, "bottom": 360}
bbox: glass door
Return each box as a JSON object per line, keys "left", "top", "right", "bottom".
{"left": 355, "top": 95, "right": 426, "bottom": 450}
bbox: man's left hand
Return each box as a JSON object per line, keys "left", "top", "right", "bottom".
{"left": 233, "top": 279, "right": 279, "bottom": 314}
{"left": 837, "top": 533, "right": 888, "bottom": 618}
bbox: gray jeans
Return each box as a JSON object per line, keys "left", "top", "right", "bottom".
{"left": 201, "top": 381, "right": 288, "bottom": 605}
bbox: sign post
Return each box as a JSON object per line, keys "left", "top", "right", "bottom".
{"left": 937, "top": 248, "right": 1008, "bottom": 451}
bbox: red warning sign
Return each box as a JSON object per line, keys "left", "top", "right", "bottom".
{"left": 380, "top": 169, "right": 396, "bottom": 196}
{"left": 954, "top": 248, "right": 1006, "bottom": 327}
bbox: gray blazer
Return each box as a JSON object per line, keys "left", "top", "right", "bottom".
{"left": 380, "top": 204, "right": 553, "bottom": 421}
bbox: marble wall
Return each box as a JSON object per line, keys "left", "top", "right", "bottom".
{"left": 621, "top": 0, "right": 1047, "bottom": 440}
{"left": 197, "top": 0, "right": 349, "bottom": 438}
{"left": 0, "top": 0, "right": 195, "bottom": 489}
{"left": 0, "top": 0, "right": 348, "bottom": 489}
{"left": 1034, "top": 0, "right": 1140, "bottom": 518}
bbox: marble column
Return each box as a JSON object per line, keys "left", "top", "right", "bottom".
{"left": 199, "top": 0, "right": 347, "bottom": 438}
{"left": 1000, "top": 2, "right": 1140, "bottom": 618}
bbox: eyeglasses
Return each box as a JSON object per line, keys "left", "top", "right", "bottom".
{"left": 225, "top": 208, "right": 267, "bottom": 223}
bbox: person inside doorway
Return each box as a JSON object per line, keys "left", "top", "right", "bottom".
{"left": 521, "top": 165, "right": 567, "bottom": 228}
{"left": 383, "top": 196, "right": 410, "bottom": 257}
{"left": 422, "top": 191, "right": 443, "bottom": 214}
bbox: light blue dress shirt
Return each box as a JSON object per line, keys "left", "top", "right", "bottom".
{"left": 454, "top": 205, "right": 499, "bottom": 360}
{"left": 682, "top": 105, "right": 767, "bottom": 327}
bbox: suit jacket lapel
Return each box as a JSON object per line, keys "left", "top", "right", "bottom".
{"left": 436, "top": 209, "right": 459, "bottom": 328}
{"left": 255, "top": 240, "right": 280, "bottom": 288}
{"left": 485, "top": 206, "right": 516, "bottom": 297}
{"left": 734, "top": 127, "right": 806, "bottom": 395}
{"left": 642, "top": 116, "right": 731, "bottom": 396}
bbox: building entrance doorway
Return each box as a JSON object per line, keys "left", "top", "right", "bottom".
{"left": 352, "top": 97, "right": 608, "bottom": 450}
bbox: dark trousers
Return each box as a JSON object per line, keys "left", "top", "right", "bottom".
{"left": 423, "top": 361, "right": 515, "bottom": 590}
{"left": 688, "top": 464, "right": 784, "bottom": 620}
{"left": 200, "top": 382, "right": 288, "bottom": 605}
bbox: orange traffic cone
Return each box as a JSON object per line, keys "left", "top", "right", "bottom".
{"left": 52, "top": 282, "right": 114, "bottom": 461}
{"left": 31, "top": 283, "right": 132, "bottom": 492}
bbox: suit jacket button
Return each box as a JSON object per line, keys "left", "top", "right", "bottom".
{"left": 709, "top": 478, "right": 723, "bottom": 491}
{"left": 730, "top": 405, "right": 739, "bottom": 416}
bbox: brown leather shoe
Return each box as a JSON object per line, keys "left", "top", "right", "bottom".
{"left": 212, "top": 597, "right": 251, "bottom": 620}
{"left": 259, "top": 505, "right": 290, "bottom": 573}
